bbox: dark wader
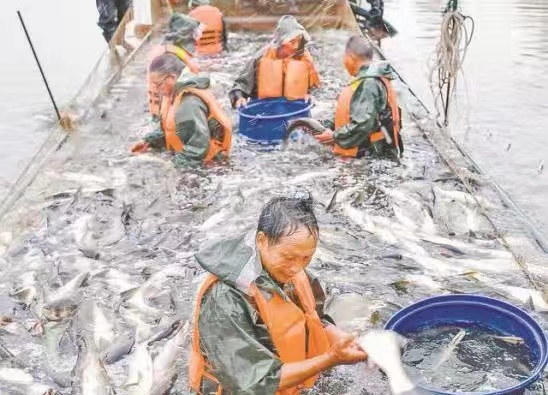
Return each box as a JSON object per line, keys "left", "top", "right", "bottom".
{"left": 96, "top": 0, "right": 132, "bottom": 43}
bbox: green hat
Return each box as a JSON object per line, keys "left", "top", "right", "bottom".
{"left": 272, "top": 15, "right": 310, "bottom": 48}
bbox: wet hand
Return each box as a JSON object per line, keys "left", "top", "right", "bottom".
{"left": 314, "top": 129, "right": 334, "bottom": 144}
{"left": 186, "top": 59, "right": 201, "bottom": 74}
{"left": 304, "top": 94, "right": 316, "bottom": 105}
{"left": 131, "top": 141, "right": 150, "bottom": 154}
{"left": 235, "top": 97, "right": 249, "bottom": 109}
{"left": 329, "top": 333, "right": 368, "bottom": 365}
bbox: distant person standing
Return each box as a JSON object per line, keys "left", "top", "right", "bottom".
{"left": 96, "top": 0, "right": 133, "bottom": 43}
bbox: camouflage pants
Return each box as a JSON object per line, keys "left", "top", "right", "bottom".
{"left": 96, "top": 0, "right": 132, "bottom": 43}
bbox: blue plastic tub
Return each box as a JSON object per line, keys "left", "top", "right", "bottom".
{"left": 384, "top": 294, "right": 548, "bottom": 395}
{"left": 238, "top": 98, "right": 313, "bottom": 144}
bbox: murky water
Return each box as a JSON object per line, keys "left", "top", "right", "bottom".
{"left": 380, "top": 0, "right": 548, "bottom": 238}
{"left": 403, "top": 326, "right": 534, "bottom": 392}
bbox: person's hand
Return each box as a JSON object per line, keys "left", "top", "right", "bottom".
{"left": 186, "top": 58, "right": 201, "bottom": 74}
{"left": 328, "top": 333, "right": 368, "bottom": 365}
{"left": 304, "top": 94, "right": 316, "bottom": 105}
{"left": 235, "top": 97, "right": 249, "bottom": 109}
{"left": 314, "top": 129, "right": 334, "bottom": 144}
{"left": 131, "top": 141, "right": 150, "bottom": 154}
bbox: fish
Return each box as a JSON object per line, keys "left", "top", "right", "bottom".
{"left": 285, "top": 117, "right": 327, "bottom": 139}
{"left": 487, "top": 335, "right": 525, "bottom": 345}
{"left": 102, "top": 332, "right": 135, "bottom": 365}
{"left": 0, "top": 368, "right": 60, "bottom": 395}
{"left": 73, "top": 215, "right": 99, "bottom": 259}
{"left": 145, "top": 319, "right": 184, "bottom": 346}
{"left": 42, "top": 272, "right": 89, "bottom": 321}
{"left": 151, "top": 321, "right": 190, "bottom": 395}
{"left": 433, "top": 329, "right": 466, "bottom": 369}
{"left": 125, "top": 342, "right": 153, "bottom": 394}
{"left": 72, "top": 337, "right": 114, "bottom": 395}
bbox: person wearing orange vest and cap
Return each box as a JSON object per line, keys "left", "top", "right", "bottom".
{"left": 131, "top": 53, "right": 232, "bottom": 166}
{"left": 146, "top": 13, "right": 202, "bottom": 118}
{"left": 315, "top": 35, "right": 403, "bottom": 158}
{"left": 188, "top": 0, "right": 227, "bottom": 55}
{"left": 228, "top": 15, "right": 320, "bottom": 109}
{"left": 189, "top": 195, "right": 367, "bottom": 394}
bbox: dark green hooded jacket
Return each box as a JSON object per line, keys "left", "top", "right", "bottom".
{"left": 330, "top": 62, "right": 396, "bottom": 152}
{"left": 228, "top": 15, "right": 313, "bottom": 108}
{"left": 193, "top": 232, "right": 334, "bottom": 394}
{"left": 144, "top": 74, "right": 225, "bottom": 167}
{"left": 163, "top": 13, "right": 201, "bottom": 55}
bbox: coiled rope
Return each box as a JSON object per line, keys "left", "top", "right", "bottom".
{"left": 429, "top": 0, "right": 474, "bottom": 126}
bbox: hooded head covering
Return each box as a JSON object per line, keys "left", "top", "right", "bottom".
{"left": 271, "top": 15, "right": 311, "bottom": 48}
{"left": 163, "top": 13, "right": 202, "bottom": 55}
{"left": 188, "top": 0, "right": 210, "bottom": 7}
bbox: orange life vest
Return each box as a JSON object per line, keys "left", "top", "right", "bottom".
{"left": 189, "top": 270, "right": 331, "bottom": 395}
{"left": 147, "top": 44, "right": 197, "bottom": 117}
{"left": 333, "top": 76, "right": 401, "bottom": 157}
{"left": 257, "top": 47, "right": 320, "bottom": 101}
{"left": 159, "top": 87, "right": 232, "bottom": 162}
{"left": 189, "top": 5, "right": 224, "bottom": 55}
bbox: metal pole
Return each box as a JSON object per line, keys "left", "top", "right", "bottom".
{"left": 17, "top": 10, "right": 62, "bottom": 121}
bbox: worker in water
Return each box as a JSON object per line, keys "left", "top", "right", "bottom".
{"left": 147, "top": 13, "right": 202, "bottom": 118}
{"left": 228, "top": 15, "right": 320, "bottom": 108}
{"left": 131, "top": 53, "right": 232, "bottom": 166}
{"left": 314, "top": 34, "right": 403, "bottom": 158}
{"left": 189, "top": 195, "right": 367, "bottom": 394}
{"left": 188, "top": 0, "right": 227, "bottom": 55}
{"left": 96, "top": 0, "right": 132, "bottom": 44}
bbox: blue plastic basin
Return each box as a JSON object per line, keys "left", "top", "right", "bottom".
{"left": 384, "top": 294, "right": 548, "bottom": 395}
{"left": 238, "top": 98, "right": 313, "bottom": 144}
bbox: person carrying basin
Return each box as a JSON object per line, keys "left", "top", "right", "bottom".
{"left": 188, "top": 0, "right": 228, "bottom": 55}
{"left": 147, "top": 13, "right": 203, "bottom": 118}
{"left": 131, "top": 53, "right": 232, "bottom": 166}
{"left": 228, "top": 15, "right": 320, "bottom": 109}
{"left": 188, "top": 195, "right": 368, "bottom": 394}
{"left": 313, "top": 34, "right": 403, "bottom": 158}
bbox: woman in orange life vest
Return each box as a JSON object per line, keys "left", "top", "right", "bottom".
{"left": 315, "top": 35, "right": 403, "bottom": 158}
{"left": 146, "top": 13, "right": 202, "bottom": 118}
{"left": 228, "top": 15, "right": 320, "bottom": 109}
{"left": 188, "top": 0, "right": 227, "bottom": 55}
{"left": 131, "top": 53, "right": 232, "bottom": 167}
{"left": 189, "top": 195, "right": 367, "bottom": 395}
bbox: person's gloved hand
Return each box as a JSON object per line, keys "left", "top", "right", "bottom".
{"left": 314, "top": 129, "right": 334, "bottom": 144}
{"left": 131, "top": 141, "right": 150, "bottom": 154}
{"left": 359, "top": 330, "right": 416, "bottom": 394}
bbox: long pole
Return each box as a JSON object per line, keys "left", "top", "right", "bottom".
{"left": 17, "top": 10, "right": 62, "bottom": 121}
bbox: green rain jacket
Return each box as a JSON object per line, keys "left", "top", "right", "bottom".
{"left": 164, "top": 12, "right": 201, "bottom": 55}
{"left": 144, "top": 74, "right": 225, "bottom": 167}
{"left": 330, "top": 62, "right": 396, "bottom": 152}
{"left": 193, "top": 232, "right": 335, "bottom": 394}
{"left": 228, "top": 15, "right": 313, "bottom": 108}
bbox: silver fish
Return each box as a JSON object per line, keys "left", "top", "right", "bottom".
{"left": 151, "top": 321, "right": 190, "bottom": 395}
{"left": 72, "top": 337, "right": 114, "bottom": 395}
{"left": 42, "top": 272, "right": 89, "bottom": 321}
